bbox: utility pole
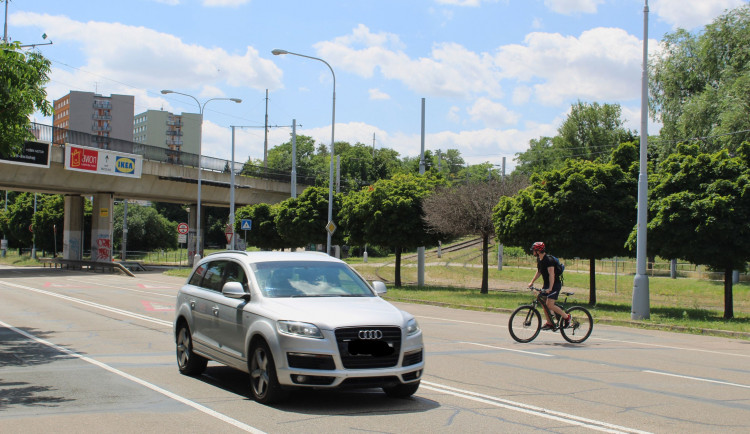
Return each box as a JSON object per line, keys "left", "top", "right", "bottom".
{"left": 264, "top": 89, "right": 269, "bottom": 168}
{"left": 418, "top": 98, "right": 426, "bottom": 288}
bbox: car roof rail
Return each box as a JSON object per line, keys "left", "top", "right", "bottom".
{"left": 205, "top": 250, "right": 251, "bottom": 257}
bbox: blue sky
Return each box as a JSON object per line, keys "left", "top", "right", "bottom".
{"left": 6, "top": 0, "right": 748, "bottom": 171}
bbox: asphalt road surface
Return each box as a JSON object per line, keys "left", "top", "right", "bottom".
{"left": 1, "top": 265, "right": 748, "bottom": 433}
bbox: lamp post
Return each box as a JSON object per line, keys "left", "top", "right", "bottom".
{"left": 272, "top": 48, "right": 336, "bottom": 256}
{"left": 160, "top": 90, "right": 241, "bottom": 264}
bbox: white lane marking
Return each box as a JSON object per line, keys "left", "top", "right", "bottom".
{"left": 421, "top": 380, "right": 651, "bottom": 434}
{"left": 458, "top": 341, "right": 554, "bottom": 357}
{"left": 0, "top": 319, "right": 265, "bottom": 434}
{"left": 419, "top": 315, "right": 748, "bottom": 359}
{"left": 64, "top": 278, "right": 175, "bottom": 298}
{"left": 643, "top": 370, "right": 750, "bottom": 389}
{"left": 0, "top": 280, "right": 172, "bottom": 327}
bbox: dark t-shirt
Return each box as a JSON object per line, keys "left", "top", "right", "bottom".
{"left": 537, "top": 254, "right": 561, "bottom": 289}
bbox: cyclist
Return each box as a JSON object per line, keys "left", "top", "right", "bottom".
{"left": 527, "top": 242, "right": 571, "bottom": 330}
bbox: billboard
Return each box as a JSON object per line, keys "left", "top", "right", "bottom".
{"left": 0, "top": 141, "right": 51, "bottom": 168}
{"left": 65, "top": 144, "right": 143, "bottom": 178}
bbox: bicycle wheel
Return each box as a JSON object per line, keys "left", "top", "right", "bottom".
{"left": 560, "top": 306, "right": 593, "bottom": 343}
{"left": 508, "top": 305, "right": 541, "bottom": 343}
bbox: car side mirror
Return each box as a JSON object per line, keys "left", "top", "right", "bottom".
{"left": 371, "top": 281, "right": 387, "bottom": 295}
{"left": 222, "top": 281, "right": 250, "bottom": 300}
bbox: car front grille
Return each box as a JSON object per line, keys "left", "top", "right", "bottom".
{"left": 334, "top": 326, "right": 402, "bottom": 369}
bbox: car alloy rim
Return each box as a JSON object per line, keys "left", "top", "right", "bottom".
{"left": 251, "top": 347, "right": 269, "bottom": 397}
{"left": 177, "top": 328, "right": 189, "bottom": 368}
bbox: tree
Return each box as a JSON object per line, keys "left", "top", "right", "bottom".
{"left": 112, "top": 203, "right": 176, "bottom": 252}
{"left": 275, "top": 186, "right": 344, "bottom": 249}
{"left": 1, "top": 42, "right": 53, "bottom": 157}
{"left": 31, "top": 194, "right": 64, "bottom": 255}
{"left": 339, "top": 173, "right": 444, "bottom": 287}
{"left": 514, "top": 136, "right": 565, "bottom": 176}
{"left": 494, "top": 157, "right": 636, "bottom": 304}
{"left": 234, "top": 203, "right": 284, "bottom": 250}
{"left": 649, "top": 4, "right": 750, "bottom": 158}
{"left": 423, "top": 177, "right": 528, "bottom": 294}
{"left": 636, "top": 143, "right": 750, "bottom": 319}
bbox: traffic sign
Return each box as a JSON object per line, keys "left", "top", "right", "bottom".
{"left": 325, "top": 220, "right": 336, "bottom": 235}
{"left": 177, "top": 222, "right": 189, "bottom": 235}
{"left": 225, "top": 224, "right": 234, "bottom": 244}
{"left": 241, "top": 219, "right": 252, "bottom": 231}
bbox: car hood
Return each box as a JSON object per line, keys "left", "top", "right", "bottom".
{"left": 257, "top": 296, "right": 410, "bottom": 329}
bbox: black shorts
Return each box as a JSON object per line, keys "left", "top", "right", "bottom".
{"left": 542, "top": 281, "right": 562, "bottom": 300}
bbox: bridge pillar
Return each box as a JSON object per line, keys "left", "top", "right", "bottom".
{"left": 91, "top": 193, "right": 114, "bottom": 262}
{"left": 63, "top": 195, "right": 84, "bottom": 261}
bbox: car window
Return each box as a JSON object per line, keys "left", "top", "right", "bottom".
{"left": 188, "top": 263, "right": 208, "bottom": 287}
{"left": 224, "top": 261, "right": 249, "bottom": 293}
{"left": 202, "top": 261, "right": 226, "bottom": 292}
{"left": 252, "top": 261, "right": 374, "bottom": 298}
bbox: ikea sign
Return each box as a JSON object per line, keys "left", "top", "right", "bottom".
{"left": 116, "top": 156, "right": 136, "bottom": 174}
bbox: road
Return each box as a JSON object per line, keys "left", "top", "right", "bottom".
{"left": 1, "top": 266, "right": 748, "bottom": 433}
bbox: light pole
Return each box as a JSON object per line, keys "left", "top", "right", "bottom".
{"left": 160, "top": 90, "right": 241, "bottom": 264}
{"left": 272, "top": 48, "right": 336, "bottom": 256}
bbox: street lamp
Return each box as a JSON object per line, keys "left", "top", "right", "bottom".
{"left": 160, "top": 90, "right": 241, "bottom": 264}
{"left": 272, "top": 48, "right": 336, "bottom": 256}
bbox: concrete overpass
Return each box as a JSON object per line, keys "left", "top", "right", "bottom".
{"left": 1, "top": 128, "right": 307, "bottom": 264}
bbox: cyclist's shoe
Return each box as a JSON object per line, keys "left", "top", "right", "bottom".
{"left": 563, "top": 314, "right": 572, "bottom": 328}
{"left": 541, "top": 322, "right": 555, "bottom": 331}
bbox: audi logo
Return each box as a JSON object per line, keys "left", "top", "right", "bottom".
{"left": 358, "top": 330, "right": 383, "bottom": 340}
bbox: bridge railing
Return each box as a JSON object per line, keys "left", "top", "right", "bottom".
{"left": 30, "top": 122, "right": 319, "bottom": 185}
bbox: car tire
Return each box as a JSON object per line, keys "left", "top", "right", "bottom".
{"left": 249, "top": 340, "right": 286, "bottom": 404}
{"left": 176, "top": 323, "right": 208, "bottom": 376}
{"left": 383, "top": 380, "right": 420, "bottom": 398}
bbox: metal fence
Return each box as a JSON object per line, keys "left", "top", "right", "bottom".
{"left": 30, "top": 122, "right": 319, "bottom": 185}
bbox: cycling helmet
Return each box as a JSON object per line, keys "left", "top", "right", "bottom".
{"left": 530, "top": 242, "right": 546, "bottom": 254}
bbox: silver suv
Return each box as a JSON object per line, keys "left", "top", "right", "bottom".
{"left": 174, "top": 251, "right": 424, "bottom": 404}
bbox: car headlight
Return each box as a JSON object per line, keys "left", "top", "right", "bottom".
{"left": 277, "top": 320, "right": 323, "bottom": 339}
{"left": 406, "top": 318, "right": 420, "bottom": 336}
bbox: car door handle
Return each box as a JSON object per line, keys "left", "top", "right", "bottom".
{"left": 212, "top": 306, "right": 220, "bottom": 317}
{"left": 189, "top": 300, "right": 196, "bottom": 310}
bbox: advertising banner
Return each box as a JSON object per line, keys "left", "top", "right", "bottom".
{"left": 0, "top": 141, "right": 51, "bottom": 168}
{"left": 65, "top": 144, "right": 143, "bottom": 178}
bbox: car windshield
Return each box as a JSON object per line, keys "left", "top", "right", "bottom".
{"left": 252, "top": 261, "right": 375, "bottom": 298}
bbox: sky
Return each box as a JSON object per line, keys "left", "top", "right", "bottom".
{"left": 5, "top": 0, "right": 748, "bottom": 172}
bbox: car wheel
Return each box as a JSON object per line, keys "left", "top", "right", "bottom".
{"left": 249, "top": 340, "right": 286, "bottom": 404}
{"left": 176, "top": 323, "right": 207, "bottom": 376}
{"left": 383, "top": 380, "right": 420, "bottom": 398}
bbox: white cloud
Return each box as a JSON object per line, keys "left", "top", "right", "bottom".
{"left": 202, "top": 0, "right": 251, "bottom": 6}
{"left": 512, "top": 86, "right": 532, "bottom": 105}
{"left": 544, "top": 0, "right": 604, "bottom": 15}
{"left": 11, "top": 12, "right": 283, "bottom": 99}
{"left": 368, "top": 88, "right": 391, "bottom": 100}
{"left": 434, "top": 0, "right": 501, "bottom": 6}
{"left": 651, "top": 0, "right": 746, "bottom": 29}
{"left": 314, "top": 24, "right": 503, "bottom": 99}
{"left": 495, "top": 27, "right": 652, "bottom": 106}
{"left": 468, "top": 98, "right": 520, "bottom": 127}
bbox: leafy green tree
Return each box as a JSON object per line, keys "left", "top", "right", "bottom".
{"left": 515, "top": 137, "right": 565, "bottom": 176}
{"left": 494, "top": 159, "right": 636, "bottom": 304}
{"left": 3, "top": 192, "right": 35, "bottom": 248}
{"left": 339, "top": 173, "right": 444, "bottom": 287}
{"left": 113, "top": 203, "right": 177, "bottom": 251}
{"left": 152, "top": 202, "right": 188, "bottom": 224}
{"left": 275, "top": 186, "right": 344, "bottom": 249}
{"left": 235, "top": 203, "right": 284, "bottom": 250}
{"left": 31, "top": 194, "right": 64, "bottom": 255}
{"left": 423, "top": 178, "right": 527, "bottom": 293}
{"left": 649, "top": 4, "right": 750, "bottom": 158}
{"left": 635, "top": 143, "right": 750, "bottom": 319}
{"left": 0, "top": 41, "right": 53, "bottom": 157}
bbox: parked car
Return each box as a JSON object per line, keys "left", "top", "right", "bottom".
{"left": 174, "top": 250, "right": 424, "bottom": 404}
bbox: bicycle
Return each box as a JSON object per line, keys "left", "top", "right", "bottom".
{"left": 508, "top": 287, "right": 593, "bottom": 343}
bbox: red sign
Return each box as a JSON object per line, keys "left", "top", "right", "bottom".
{"left": 225, "top": 224, "right": 234, "bottom": 244}
{"left": 69, "top": 146, "right": 99, "bottom": 171}
{"left": 177, "top": 223, "right": 189, "bottom": 235}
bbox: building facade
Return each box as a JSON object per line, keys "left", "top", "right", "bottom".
{"left": 133, "top": 110, "right": 201, "bottom": 158}
{"left": 52, "top": 91, "right": 135, "bottom": 148}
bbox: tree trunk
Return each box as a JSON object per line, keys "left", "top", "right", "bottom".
{"left": 724, "top": 268, "right": 734, "bottom": 319}
{"left": 481, "top": 234, "right": 489, "bottom": 294}
{"left": 589, "top": 258, "right": 597, "bottom": 305}
{"left": 395, "top": 246, "right": 402, "bottom": 288}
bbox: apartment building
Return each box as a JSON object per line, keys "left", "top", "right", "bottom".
{"left": 133, "top": 110, "right": 201, "bottom": 157}
{"left": 53, "top": 91, "right": 135, "bottom": 147}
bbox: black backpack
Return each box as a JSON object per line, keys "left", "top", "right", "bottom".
{"left": 548, "top": 255, "right": 565, "bottom": 284}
